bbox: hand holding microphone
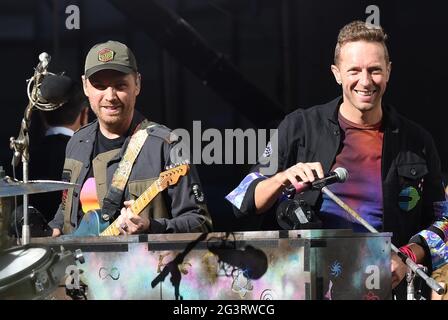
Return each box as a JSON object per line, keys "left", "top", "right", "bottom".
{"left": 275, "top": 163, "right": 347, "bottom": 230}
{"left": 277, "top": 162, "right": 348, "bottom": 197}
{"left": 254, "top": 162, "right": 347, "bottom": 214}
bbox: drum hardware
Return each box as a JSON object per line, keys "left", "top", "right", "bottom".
{"left": 0, "top": 245, "right": 85, "bottom": 300}
{"left": 0, "top": 177, "right": 77, "bottom": 197}
{"left": 11, "top": 205, "right": 53, "bottom": 238}
{"left": 0, "top": 177, "right": 77, "bottom": 244}
{"left": 8, "top": 52, "right": 73, "bottom": 245}
{"left": 0, "top": 166, "right": 14, "bottom": 250}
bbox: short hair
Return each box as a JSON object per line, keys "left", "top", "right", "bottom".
{"left": 43, "top": 83, "right": 89, "bottom": 127}
{"left": 334, "top": 20, "right": 390, "bottom": 65}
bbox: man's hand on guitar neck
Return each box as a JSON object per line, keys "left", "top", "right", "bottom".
{"left": 117, "top": 200, "right": 150, "bottom": 235}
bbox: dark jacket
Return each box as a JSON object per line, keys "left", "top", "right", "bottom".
{"left": 49, "top": 110, "right": 212, "bottom": 234}
{"left": 236, "top": 97, "right": 445, "bottom": 247}
{"left": 30, "top": 133, "right": 71, "bottom": 223}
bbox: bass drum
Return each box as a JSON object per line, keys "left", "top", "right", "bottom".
{"left": 0, "top": 245, "right": 76, "bottom": 299}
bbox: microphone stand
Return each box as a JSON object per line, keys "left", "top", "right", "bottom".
{"left": 9, "top": 53, "right": 50, "bottom": 245}
{"left": 9, "top": 102, "right": 33, "bottom": 245}
{"left": 406, "top": 265, "right": 428, "bottom": 300}
{"left": 321, "top": 186, "right": 446, "bottom": 296}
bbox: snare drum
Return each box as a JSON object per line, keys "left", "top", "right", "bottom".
{"left": 0, "top": 245, "right": 69, "bottom": 299}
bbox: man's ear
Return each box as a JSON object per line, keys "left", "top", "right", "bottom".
{"left": 80, "top": 107, "right": 89, "bottom": 127}
{"left": 135, "top": 73, "right": 141, "bottom": 96}
{"left": 331, "top": 64, "right": 342, "bottom": 85}
{"left": 386, "top": 61, "right": 392, "bottom": 82}
{"left": 81, "top": 75, "right": 89, "bottom": 96}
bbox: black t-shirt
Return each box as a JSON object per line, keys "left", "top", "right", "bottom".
{"left": 94, "top": 128, "right": 127, "bottom": 156}
{"left": 77, "top": 129, "right": 127, "bottom": 221}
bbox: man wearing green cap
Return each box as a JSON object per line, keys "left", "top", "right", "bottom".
{"left": 49, "top": 40, "right": 212, "bottom": 236}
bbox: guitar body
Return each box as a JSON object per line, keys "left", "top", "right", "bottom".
{"left": 72, "top": 210, "right": 110, "bottom": 237}
{"left": 71, "top": 164, "right": 189, "bottom": 237}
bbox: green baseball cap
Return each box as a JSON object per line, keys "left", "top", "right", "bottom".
{"left": 84, "top": 40, "right": 138, "bottom": 78}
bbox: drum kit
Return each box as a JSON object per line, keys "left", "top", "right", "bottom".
{"left": 0, "top": 51, "right": 87, "bottom": 299}
{"left": 0, "top": 176, "right": 84, "bottom": 299}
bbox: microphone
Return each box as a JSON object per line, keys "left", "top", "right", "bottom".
{"left": 276, "top": 167, "right": 347, "bottom": 230}
{"left": 27, "top": 52, "right": 72, "bottom": 111}
{"left": 39, "top": 74, "right": 73, "bottom": 106}
{"left": 36, "top": 52, "right": 51, "bottom": 73}
{"left": 284, "top": 167, "right": 348, "bottom": 196}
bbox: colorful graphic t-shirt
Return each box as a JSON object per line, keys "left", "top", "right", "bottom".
{"left": 319, "top": 112, "right": 384, "bottom": 232}
{"left": 77, "top": 129, "right": 126, "bottom": 221}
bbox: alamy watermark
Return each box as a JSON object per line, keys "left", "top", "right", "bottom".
{"left": 64, "top": 4, "right": 381, "bottom": 32}
{"left": 65, "top": 265, "right": 80, "bottom": 289}
{"left": 169, "top": 121, "right": 278, "bottom": 176}
{"left": 65, "top": 5, "right": 80, "bottom": 30}
{"left": 365, "top": 5, "right": 380, "bottom": 29}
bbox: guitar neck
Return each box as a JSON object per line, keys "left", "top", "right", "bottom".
{"left": 100, "top": 181, "right": 163, "bottom": 236}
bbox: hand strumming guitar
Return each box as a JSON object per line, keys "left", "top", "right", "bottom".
{"left": 116, "top": 200, "right": 150, "bottom": 235}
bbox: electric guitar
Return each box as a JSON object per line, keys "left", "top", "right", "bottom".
{"left": 72, "top": 163, "right": 189, "bottom": 237}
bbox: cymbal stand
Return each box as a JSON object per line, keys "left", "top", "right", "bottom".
{"left": 9, "top": 54, "right": 50, "bottom": 245}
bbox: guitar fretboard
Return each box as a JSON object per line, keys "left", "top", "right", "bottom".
{"left": 100, "top": 181, "right": 162, "bottom": 236}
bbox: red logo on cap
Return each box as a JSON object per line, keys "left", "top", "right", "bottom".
{"left": 98, "top": 48, "right": 114, "bottom": 62}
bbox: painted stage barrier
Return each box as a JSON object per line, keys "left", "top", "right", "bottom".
{"left": 29, "top": 230, "right": 391, "bottom": 300}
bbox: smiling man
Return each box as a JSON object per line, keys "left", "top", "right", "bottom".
{"left": 49, "top": 40, "right": 212, "bottom": 237}
{"left": 229, "top": 21, "right": 445, "bottom": 298}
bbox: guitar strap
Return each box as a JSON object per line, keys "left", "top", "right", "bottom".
{"left": 100, "top": 119, "right": 155, "bottom": 222}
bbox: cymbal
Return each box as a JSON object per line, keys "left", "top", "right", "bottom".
{"left": 0, "top": 177, "right": 77, "bottom": 197}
